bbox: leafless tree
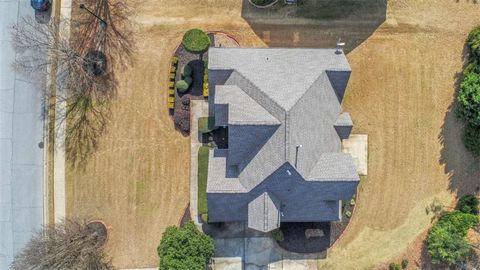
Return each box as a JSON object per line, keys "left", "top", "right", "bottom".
{"left": 10, "top": 219, "right": 113, "bottom": 270}
{"left": 11, "top": 0, "right": 134, "bottom": 167}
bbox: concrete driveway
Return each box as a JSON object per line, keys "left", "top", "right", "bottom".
{"left": 0, "top": 0, "right": 46, "bottom": 268}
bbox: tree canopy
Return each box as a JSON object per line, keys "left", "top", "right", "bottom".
{"left": 157, "top": 221, "right": 215, "bottom": 270}
{"left": 457, "top": 68, "right": 480, "bottom": 127}
{"left": 427, "top": 211, "right": 479, "bottom": 266}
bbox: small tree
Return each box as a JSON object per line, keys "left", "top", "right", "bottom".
{"left": 457, "top": 194, "right": 480, "bottom": 215}
{"left": 456, "top": 68, "right": 480, "bottom": 127}
{"left": 10, "top": 219, "right": 112, "bottom": 270}
{"left": 182, "top": 29, "right": 210, "bottom": 54}
{"left": 427, "top": 211, "right": 479, "bottom": 266}
{"left": 157, "top": 221, "right": 215, "bottom": 270}
{"left": 467, "top": 26, "right": 480, "bottom": 63}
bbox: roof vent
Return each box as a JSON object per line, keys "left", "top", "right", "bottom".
{"left": 336, "top": 38, "right": 345, "bottom": 54}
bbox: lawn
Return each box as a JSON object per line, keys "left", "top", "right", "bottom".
{"left": 197, "top": 146, "right": 209, "bottom": 216}
{"left": 64, "top": 0, "right": 480, "bottom": 268}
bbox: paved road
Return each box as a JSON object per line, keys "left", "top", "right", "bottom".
{"left": 0, "top": 0, "right": 45, "bottom": 268}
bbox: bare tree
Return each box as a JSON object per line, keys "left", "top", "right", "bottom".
{"left": 10, "top": 219, "right": 113, "bottom": 270}
{"left": 11, "top": 0, "right": 134, "bottom": 167}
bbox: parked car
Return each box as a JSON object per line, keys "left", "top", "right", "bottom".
{"left": 30, "top": 0, "right": 51, "bottom": 11}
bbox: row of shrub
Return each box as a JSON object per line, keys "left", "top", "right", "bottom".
{"left": 456, "top": 26, "right": 480, "bottom": 156}
{"left": 389, "top": 259, "right": 408, "bottom": 270}
{"left": 426, "top": 194, "right": 479, "bottom": 266}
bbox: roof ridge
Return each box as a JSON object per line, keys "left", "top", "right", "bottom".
{"left": 232, "top": 70, "right": 285, "bottom": 121}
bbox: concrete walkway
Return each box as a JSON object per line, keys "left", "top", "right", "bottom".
{"left": 0, "top": 1, "right": 45, "bottom": 268}
{"left": 189, "top": 99, "right": 209, "bottom": 226}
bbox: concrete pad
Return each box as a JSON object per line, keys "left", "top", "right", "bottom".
{"left": 0, "top": 111, "right": 13, "bottom": 139}
{"left": 0, "top": 1, "right": 18, "bottom": 41}
{"left": 342, "top": 134, "right": 368, "bottom": 175}
{"left": 0, "top": 40, "right": 15, "bottom": 90}
{"left": 214, "top": 238, "right": 244, "bottom": 258}
{"left": 212, "top": 257, "right": 243, "bottom": 270}
{"left": 245, "top": 237, "right": 281, "bottom": 269}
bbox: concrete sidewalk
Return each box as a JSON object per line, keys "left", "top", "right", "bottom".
{"left": 0, "top": 0, "right": 46, "bottom": 268}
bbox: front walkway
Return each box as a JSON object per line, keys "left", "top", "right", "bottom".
{"left": 189, "top": 99, "right": 209, "bottom": 226}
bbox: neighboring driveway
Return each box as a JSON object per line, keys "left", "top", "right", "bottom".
{"left": 0, "top": 0, "right": 45, "bottom": 268}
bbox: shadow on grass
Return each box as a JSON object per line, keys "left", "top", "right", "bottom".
{"left": 241, "top": 0, "right": 387, "bottom": 52}
{"left": 438, "top": 46, "right": 480, "bottom": 198}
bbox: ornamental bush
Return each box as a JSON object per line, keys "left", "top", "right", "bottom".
{"left": 184, "top": 76, "right": 193, "bottom": 86}
{"left": 181, "top": 64, "right": 192, "bottom": 77}
{"left": 427, "top": 211, "right": 479, "bottom": 266}
{"left": 467, "top": 26, "right": 480, "bottom": 63}
{"left": 157, "top": 221, "right": 215, "bottom": 270}
{"left": 176, "top": 80, "right": 189, "bottom": 93}
{"left": 401, "top": 258, "right": 409, "bottom": 269}
{"left": 457, "top": 194, "right": 479, "bottom": 215}
{"left": 463, "top": 123, "right": 480, "bottom": 156}
{"left": 271, "top": 229, "right": 284, "bottom": 242}
{"left": 456, "top": 68, "right": 480, "bottom": 126}
{"left": 389, "top": 263, "right": 401, "bottom": 270}
{"left": 182, "top": 29, "right": 210, "bottom": 54}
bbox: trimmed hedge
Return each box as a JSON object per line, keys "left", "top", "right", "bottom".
{"left": 176, "top": 80, "right": 189, "bottom": 93}
{"left": 181, "top": 64, "right": 192, "bottom": 77}
{"left": 182, "top": 29, "right": 210, "bottom": 54}
{"left": 184, "top": 76, "right": 193, "bottom": 86}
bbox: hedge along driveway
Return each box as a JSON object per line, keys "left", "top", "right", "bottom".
{"left": 198, "top": 145, "right": 209, "bottom": 215}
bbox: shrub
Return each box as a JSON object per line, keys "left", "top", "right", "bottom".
{"left": 184, "top": 76, "right": 193, "bottom": 86}
{"left": 252, "top": 0, "right": 267, "bottom": 5}
{"left": 176, "top": 80, "right": 189, "bottom": 93}
{"left": 198, "top": 146, "right": 209, "bottom": 215}
{"left": 174, "top": 109, "right": 190, "bottom": 133}
{"left": 427, "top": 211, "right": 479, "bottom": 265}
{"left": 456, "top": 68, "right": 480, "bottom": 126}
{"left": 467, "top": 26, "right": 480, "bottom": 63}
{"left": 389, "top": 263, "right": 401, "bottom": 270}
{"left": 182, "top": 29, "right": 210, "bottom": 54}
{"left": 200, "top": 213, "right": 208, "bottom": 223}
{"left": 463, "top": 123, "right": 480, "bottom": 156}
{"left": 457, "top": 194, "right": 479, "bottom": 215}
{"left": 401, "top": 258, "right": 409, "bottom": 269}
{"left": 157, "top": 221, "right": 215, "bottom": 270}
{"left": 271, "top": 229, "right": 284, "bottom": 242}
{"left": 181, "top": 64, "right": 192, "bottom": 77}
{"left": 345, "top": 210, "right": 352, "bottom": 218}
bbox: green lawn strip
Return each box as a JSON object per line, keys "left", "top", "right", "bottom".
{"left": 198, "top": 117, "right": 215, "bottom": 133}
{"left": 197, "top": 146, "right": 209, "bottom": 215}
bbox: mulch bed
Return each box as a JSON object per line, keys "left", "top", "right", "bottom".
{"left": 86, "top": 221, "right": 108, "bottom": 245}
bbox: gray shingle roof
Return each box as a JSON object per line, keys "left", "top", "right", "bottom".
{"left": 247, "top": 192, "right": 281, "bottom": 232}
{"left": 206, "top": 48, "right": 360, "bottom": 230}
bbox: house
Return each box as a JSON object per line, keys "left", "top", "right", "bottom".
{"left": 206, "top": 48, "right": 360, "bottom": 233}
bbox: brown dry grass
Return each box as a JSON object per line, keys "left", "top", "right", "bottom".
{"left": 65, "top": 1, "right": 265, "bottom": 268}
{"left": 65, "top": 0, "right": 480, "bottom": 268}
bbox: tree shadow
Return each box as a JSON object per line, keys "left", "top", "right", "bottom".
{"left": 241, "top": 0, "right": 387, "bottom": 52}
{"left": 438, "top": 45, "right": 480, "bottom": 198}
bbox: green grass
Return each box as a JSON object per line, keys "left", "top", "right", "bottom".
{"left": 198, "top": 117, "right": 215, "bottom": 133}
{"left": 182, "top": 29, "right": 211, "bottom": 54}
{"left": 198, "top": 146, "right": 209, "bottom": 215}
